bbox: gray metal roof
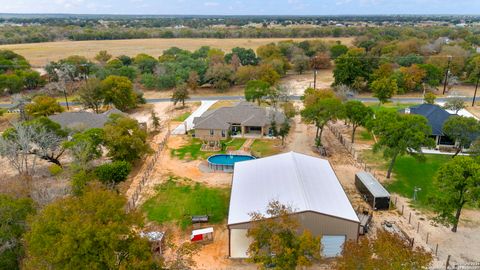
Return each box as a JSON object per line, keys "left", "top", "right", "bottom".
{"left": 356, "top": 171, "right": 390, "bottom": 198}
{"left": 228, "top": 152, "right": 360, "bottom": 225}
{"left": 193, "top": 102, "right": 285, "bottom": 130}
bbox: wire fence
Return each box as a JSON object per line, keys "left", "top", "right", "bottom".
{"left": 126, "top": 130, "right": 170, "bottom": 212}
{"left": 327, "top": 123, "right": 463, "bottom": 267}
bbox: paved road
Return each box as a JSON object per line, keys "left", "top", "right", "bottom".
{"left": 171, "top": 100, "right": 218, "bottom": 135}
{"left": 1, "top": 95, "right": 477, "bottom": 109}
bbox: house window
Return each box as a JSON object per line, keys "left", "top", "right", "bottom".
{"left": 221, "top": 130, "right": 226, "bottom": 137}
{"left": 210, "top": 129, "right": 214, "bottom": 136}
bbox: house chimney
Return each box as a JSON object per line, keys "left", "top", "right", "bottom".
{"left": 405, "top": 108, "right": 411, "bottom": 114}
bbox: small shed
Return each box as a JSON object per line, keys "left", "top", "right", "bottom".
{"left": 140, "top": 231, "right": 165, "bottom": 254}
{"left": 355, "top": 172, "right": 390, "bottom": 210}
{"left": 190, "top": 227, "right": 214, "bottom": 243}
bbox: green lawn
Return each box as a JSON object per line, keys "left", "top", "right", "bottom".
{"left": 251, "top": 139, "right": 282, "bottom": 157}
{"left": 387, "top": 154, "right": 451, "bottom": 207}
{"left": 171, "top": 138, "right": 246, "bottom": 160}
{"left": 173, "top": 112, "right": 191, "bottom": 122}
{"left": 142, "top": 176, "right": 230, "bottom": 229}
{"left": 366, "top": 102, "right": 416, "bottom": 114}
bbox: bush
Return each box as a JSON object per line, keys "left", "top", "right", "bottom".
{"left": 95, "top": 161, "right": 132, "bottom": 184}
{"left": 71, "top": 169, "right": 95, "bottom": 196}
{"left": 157, "top": 74, "right": 177, "bottom": 90}
{"left": 48, "top": 164, "right": 63, "bottom": 176}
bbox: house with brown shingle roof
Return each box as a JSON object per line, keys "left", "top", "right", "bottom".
{"left": 193, "top": 102, "right": 285, "bottom": 148}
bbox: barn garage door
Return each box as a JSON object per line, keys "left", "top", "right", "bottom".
{"left": 230, "top": 229, "right": 252, "bottom": 258}
{"left": 321, "top": 235, "right": 346, "bottom": 257}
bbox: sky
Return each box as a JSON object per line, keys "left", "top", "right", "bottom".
{"left": 1, "top": 0, "right": 480, "bottom": 15}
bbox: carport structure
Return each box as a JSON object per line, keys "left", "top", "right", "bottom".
{"left": 227, "top": 152, "right": 360, "bottom": 258}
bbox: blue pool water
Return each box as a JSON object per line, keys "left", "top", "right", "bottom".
{"left": 208, "top": 154, "right": 255, "bottom": 166}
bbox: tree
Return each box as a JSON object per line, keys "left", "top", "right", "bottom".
{"left": 171, "top": 83, "right": 190, "bottom": 108}
{"left": 94, "top": 50, "right": 112, "bottom": 65}
{"left": 344, "top": 100, "right": 373, "bottom": 143}
{"left": 205, "top": 63, "right": 234, "bottom": 92}
{"left": 371, "top": 77, "right": 398, "bottom": 104}
{"left": 101, "top": 75, "right": 137, "bottom": 111}
{"left": 244, "top": 80, "right": 271, "bottom": 105}
{"left": 0, "top": 195, "right": 35, "bottom": 270}
{"left": 443, "top": 96, "right": 465, "bottom": 114}
{"left": 134, "top": 53, "right": 157, "bottom": 74}
{"left": 257, "top": 64, "right": 281, "bottom": 86}
{"left": 77, "top": 78, "right": 104, "bottom": 113}
{"left": 418, "top": 64, "right": 443, "bottom": 88}
{"left": 247, "top": 200, "right": 322, "bottom": 270}
{"left": 423, "top": 92, "right": 436, "bottom": 104}
{"left": 432, "top": 156, "right": 480, "bottom": 232}
{"left": 281, "top": 101, "right": 296, "bottom": 119}
{"left": 0, "top": 123, "right": 40, "bottom": 177}
{"left": 310, "top": 52, "right": 331, "bottom": 70}
{"left": 278, "top": 120, "right": 291, "bottom": 145}
{"left": 187, "top": 71, "right": 199, "bottom": 91}
{"left": 225, "top": 47, "right": 258, "bottom": 66}
{"left": 103, "top": 115, "right": 151, "bottom": 163}
{"left": 398, "top": 64, "right": 426, "bottom": 92}
{"left": 443, "top": 116, "right": 480, "bottom": 157}
{"left": 23, "top": 187, "right": 157, "bottom": 269}
{"left": 64, "top": 128, "right": 104, "bottom": 170}
{"left": 330, "top": 43, "right": 348, "bottom": 59}
{"left": 95, "top": 160, "right": 132, "bottom": 185}
{"left": 229, "top": 53, "right": 241, "bottom": 71}
{"left": 338, "top": 230, "right": 432, "bottom": 270}
{"left": 370, "top": 111, "right": 435, "bottom": 178}
{"left": 25, "top": 95, "right": 64, "bottom": 117}
{"left": 0, "top": 74, "right": 23, "bottom": 94}
{"left": 150, "top": 110, "right": 161, "bottom": 131}
{"left": 333, "top": 48, "right": 376, "bottom": 87}
{"left": 292, "top": 53, "right": 310, "bottom": 74}
{"left": 301, "top": 96, "right": 344, "bottom": 146}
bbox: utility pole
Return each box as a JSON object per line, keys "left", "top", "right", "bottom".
{"left": 472, "top": 75, "right": 480, "bottom": 107}
{"left": 442, "top": 55, "right": 452, "bottom": 95}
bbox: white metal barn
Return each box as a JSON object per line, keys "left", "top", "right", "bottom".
{"left": 227, "top": 152, "right": 360, "bottom": 258}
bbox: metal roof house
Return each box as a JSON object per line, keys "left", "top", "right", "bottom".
{"left": 227, "top": 152, "right": 359, "bottom": 258}
{"left": 399, "top": 104, "right": 454, "bottom": 147}
{"left": 355, "top": 172, "right": 390, "bottom": 210}
{"left": 193, "top": 102, "right": 285, "bottom": 150}
{"left": 48, "top": 108, "right": 125, "bottom": 131}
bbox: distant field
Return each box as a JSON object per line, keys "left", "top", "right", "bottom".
{"left": 0, "top": 37, "right": 354, "bottom": 66}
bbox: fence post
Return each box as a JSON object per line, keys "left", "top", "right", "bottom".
{"left": 417, "top": 221, "right": 420, "bottom": 233}
{"left": 435, "top": 244, "right": 439, "bottom": 256}
{"left": 408, "top": 212, "right": 412, "bottom": 224}
{"left": 426, "top": 233, "right": 429, "bottom": 244}
{"left": 401, "top": 205, "right": 404, "bottom": 215}
{"left": 445, "top": 255, "right": 451, "bottom": 270}
{"left": 395, "top": 196, "right": 398, "bottom": 205}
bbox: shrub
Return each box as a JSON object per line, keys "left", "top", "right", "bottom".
{"left": 95, "top": 161, "right": 132, "bottom": 184}
{"left": 71, "top": 169, "right": 95, "bottom": 196}
{"left": 157, "top": 74, "right": 177, "bottom": 90}
{"left": 48, "top": 164, "right": 63, "bottom": 176}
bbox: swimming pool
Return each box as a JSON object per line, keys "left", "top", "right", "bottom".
{"left": 207, "top": 154, "right": 255, "bottom": 172}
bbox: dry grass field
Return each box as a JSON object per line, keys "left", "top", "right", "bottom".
{"left": 0, "top": 37, "right": 354, "bottom": 66}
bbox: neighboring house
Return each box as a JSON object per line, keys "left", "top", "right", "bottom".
{"left": 399, "top": 104, "right": 455, "bottom": 148}
{"left": 48, "top": 108, "right": 125, "bottom": 131}
{"left": 193, "top": 102, "right": 285, "bottom": 147}
{"left": 227, "top": 152, "right": 360, "bottom": 258}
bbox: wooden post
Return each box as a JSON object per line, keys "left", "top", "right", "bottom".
{"left": 408, "top": 212, "right": 412, "bottom": 224}
{"left": 401, "top": 205, "right": 404, "bottom": 215}
{"left": 426, "top": 233, "right": 430, "bottom": 244}
{"left": 435, "top": 244, "right": 439, "bottom": 256}
{"left": 417, "top": 222, "right": 420, "bottom": 233}
{"left": 395, "top": 196, "right": 398, "bottom": 205}
{"left": 445, "top": 255, "right": 451, "bottom": 270}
